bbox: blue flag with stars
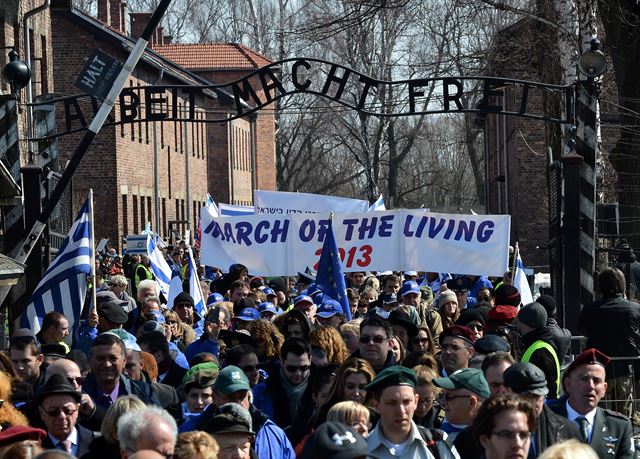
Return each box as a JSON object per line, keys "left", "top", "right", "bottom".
{"left": 315, "top": 220, "right": 352, "bottom": 321}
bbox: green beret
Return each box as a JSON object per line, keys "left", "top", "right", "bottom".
{"left": 433, "top": 368, "right": 490, "bottom": 399}
{"left": 181, "top": 362, "right": 220, "bottom": 386}
{"left": 365, "top": 365, "right": 417, "bottom": 392}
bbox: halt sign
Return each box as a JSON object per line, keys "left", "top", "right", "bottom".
{"left": 74, "top": 49, "right": 122, "bottom": 100}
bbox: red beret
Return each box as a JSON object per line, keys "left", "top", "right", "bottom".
{"left": 0, "top": 425, "right": 47, "bottom": 447}
{"left": 564, "top": 348, "right": 610, "bottom": 376}
{"left": 440, "top": 325, "right": 476, "bottom": 344}
{"left": 488, "top": 305, "right": 518, "bottom": 323}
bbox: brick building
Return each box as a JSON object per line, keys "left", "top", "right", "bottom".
{"left": 152, "top": 41, "right": 277, "bottom": 206}
{"left": 0, "top": 0, "right": 277, "bottom": 252}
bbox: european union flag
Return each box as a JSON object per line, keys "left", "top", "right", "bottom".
{"left": 315, "top": 220, "right": 352, "bottom": 321}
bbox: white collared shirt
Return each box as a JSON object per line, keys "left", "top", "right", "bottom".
{"left": 566, "top": 400, "right": 597, "bottom": 442}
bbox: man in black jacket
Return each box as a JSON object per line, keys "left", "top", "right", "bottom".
{"left": 82, "top": 333, "right": 159, "bottom": 408}
{"left": 517, "top": 303, "right": 560, "bottom": 399}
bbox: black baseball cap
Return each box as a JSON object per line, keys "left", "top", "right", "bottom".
{"left": 301, "top": 422, "right": 376, "bottom": 459}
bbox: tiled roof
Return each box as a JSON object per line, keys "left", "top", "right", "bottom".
{"left": 153, "top": 43, "right": 273, "bottom": 70}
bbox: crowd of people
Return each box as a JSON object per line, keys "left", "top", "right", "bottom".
{"left": 0, "top": 242, "right": 638, "bottom": 459}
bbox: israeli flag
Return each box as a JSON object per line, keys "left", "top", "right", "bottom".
{"left": 20, "top": 197, "right": 93, "bottom": 333}
{"left": 147, "top": 234, "right": 172, "bottom": 297}
{"left": 515, "top": 252, "right": 534, "bottom": 305}
{"left": 167, "top": 269, "right": 183, "bottom": 309}
{"left": 368, "top": 194, "right": 386, "bottom": 211}
{"left": 186, "top": 245, "right": 205, "bottom": 317}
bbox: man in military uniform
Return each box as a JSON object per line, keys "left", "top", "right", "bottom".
{"left": 366, "top": 366, "right": 460, "bottom": 459}
{"left": 551, "top": 348, "right": 634, "bottom": 458}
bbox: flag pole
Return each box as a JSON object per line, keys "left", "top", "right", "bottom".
{"left": 89, "top": 189, "right": 96, "bottom": 314}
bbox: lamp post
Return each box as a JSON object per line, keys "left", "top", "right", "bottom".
{"left": 561, "top": 38, "right": 606, "bottom": 331}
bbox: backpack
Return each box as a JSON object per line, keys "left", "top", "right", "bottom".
{"left": 417, "top": 426, "right": 458, "bottom": 459}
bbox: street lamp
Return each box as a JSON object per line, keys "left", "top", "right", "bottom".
{"left": 578, "top": 39, "right": 607, "bottom": 79}
{"left": 2, "top": 49, "right": 31, "bottom": 97}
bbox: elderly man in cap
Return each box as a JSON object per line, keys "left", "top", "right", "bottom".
{"left": 439, "top": 325, "right": 476, "bottom": 376}
{"left": 551, "top": 348, "right": 634, "bottom": 458}
{"left": 172, "top": 292, "right": 204, "bottom": 337}
{"left": 366, "top": 365, "right": 460, "bottom": 458}
{"left": 37, "top": 374, "right": 96, "bottom": 455}
{"left": 185, "top": 365, "right": 295, "bottom": 458}
{"left": 293, "top": 294, "right": 317, "bottom": 322}
{"left": 517, "top": 302, "right": 560, "bottom": 399}
{"left": 185, "top": 305, "right": 231, "bottom": 361}
{"left": 204, "top": 403, "right": 255, "bottom": 459}
{"left": 432, "top": 368, "right": 490, "bottom": 442}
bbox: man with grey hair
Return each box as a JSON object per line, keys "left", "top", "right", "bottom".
{"left": 204, "top": 403, "right": 255, "bottom": 459}
{"left": 136, "top": 279, "right": 160, "bottom": 306}
{"left": 117, "top": 405, "right": 178, "bottom": 458}
{"left": 109, "top": 274, "right": 137, "bottom": 313}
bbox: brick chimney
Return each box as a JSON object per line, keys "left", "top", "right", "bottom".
{"left": 156, "top": 26, "right": 164, "bottom": 46}
{"left": 130, "top": 12, "right": 154, "bottom": 43}
{"left": 97, "top": 0, "right": 127, "bottom": 33}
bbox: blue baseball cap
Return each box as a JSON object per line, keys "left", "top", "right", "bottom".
{"left": 401, "top": 280, "right": 421, "bottom": 297}
{"left": 236, "top": 308, "right": 260, "bottom": 322}
{"left": 148, "top": 310, "right": 165, "bottom": 324}
{"left": 294, "top": 295, "right": 314, "bottom": 307}
{"left": 316, "top": 299, "right": 343, "bottom": 318}
{"left": 305, "top": 283, "right": 322, "bottom": 297}
{"left": 312, "top": 291, "right": 324, "bottom": 305}
{"left": 207, "top": 292, "right": 224, "bottom": 305}
{"left": 258, "top": 302, "right": 278, "bottom": 316}
{"left": 263, "top": 287, "right": 276, "bottom": 297}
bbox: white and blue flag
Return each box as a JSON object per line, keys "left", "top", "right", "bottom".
{"left": 515, "top": 252, "right": 534, "bottom": 305}
{"left": 368, "top": 194, "right": 386, "bottom": 211}
{"left": 167, "top": 268, "right": 183, "bottom": 309}
{"left": 20, "top": 197, "right": 93, "bottom": 333}
{"left": 147, "top": 234, "right": 172, "bottom": 297}
{"left": 186, "top": 245, "right": 205, "bottom": 317}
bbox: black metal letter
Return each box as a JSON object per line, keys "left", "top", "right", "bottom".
{"left": 408, "top": 79, "right": 430, "bottom": 113}
{"left": 357, "top": 75, "right": 379, "bottom": 109}
{"left": 120, "top": 87, "right": 139, "bottom": 123}
{"left": 145, "top": 86, "right": 168, "bottom": 121}
{"left": 292, "top": 59, "right": 311, "bottom": 90}
{"left": 231, "top": 79, "right": 262, "bottom": 115}
{"left": 64, "top": 96, "right": 87, "bottom": 132}
{"left": 321, "top": 64, "right": 351, "bottom": 101}
{"left": 443, "top": 78, "right": 463, "bottom": 111}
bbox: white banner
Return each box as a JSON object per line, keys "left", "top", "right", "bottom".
{"left": 254, "top": 190, "right": 369, "bottom": 215}
{"left": 200, "top": 210, "right": 510, "bottom": 276}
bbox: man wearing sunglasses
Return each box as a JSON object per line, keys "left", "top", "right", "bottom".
{"left": 354, "top": 317, "right": 396, "bottom": 373}
{"left": 253, "top": 338, "right": 314, "bottom": 431}
{"left": 433, "top": 367, "right": 490, "bottom": 442}
{"left": 37, "top": 373, "right": 96, "bottom": 456}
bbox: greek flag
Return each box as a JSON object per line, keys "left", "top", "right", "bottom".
{"left": 20, "top": 197, "right": 93, "bottom": 333}
{"left": 147, "top": 234, "right": 172, "bottom": 297}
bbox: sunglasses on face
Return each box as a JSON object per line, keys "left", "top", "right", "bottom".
{"left": 468, "top": 323, "right": 484, "bottom": 331}
{"left": 67, "top": 376, "right": 85, "bottom": 386}
{"left": 285, "top": 365, "right": 310, "bottom": 373}
{"left": 359, "top": 335, "right": 387, "bottom": 345}
{"left": 42, "top": 407, "right": 78, "bottom": 417}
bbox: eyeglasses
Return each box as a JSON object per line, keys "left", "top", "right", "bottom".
{"left": 285, "top": 365, "right": 310, "bottom": 373}
{"left": 492, "top": 430, "right": 532, "bottom": 441}
{"left": 468, "top": 323, "right": 484, "bottom": 331}
{"left": 67, "top": 376, "right": 85, "bottom": 386}
{"left": 440, "top": 393, "right": 471, "bottom": 402}
{"left": 42, "top": 407, "right": 78, "bottom": 417}
{"left": 359, "top": 335, "right": 387, "bottom": 345}
{"left": 242, "top": 365, "right": 258, "bottom": 373}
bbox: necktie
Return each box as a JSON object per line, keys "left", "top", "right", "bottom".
{"left": 577, "top": 416, "right": 589, "bottom": 443}
{"left": 58, "top": 440, "right": 72, "bottom": 453}
{"left": 100, "top": 393, "right": 113, "bottom": 407}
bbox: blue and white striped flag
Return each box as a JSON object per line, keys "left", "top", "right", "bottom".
{"left": 515, "top": 252, "right": 534, "bottom": 305}
{"left": 186, "top": 245, "right": 205, "bottom": 317}
{"left": 20, "top": 197, "right": 93, "bottom": 333}
{"left": 147, "top": 234, "right": 172, "bottom": 297}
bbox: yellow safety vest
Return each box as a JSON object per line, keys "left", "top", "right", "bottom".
{"left": 521, "top": 340, "right": 560, "bottom": 398}
{"left": 134, "top": 263, "right": 153, "bottom": 288}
